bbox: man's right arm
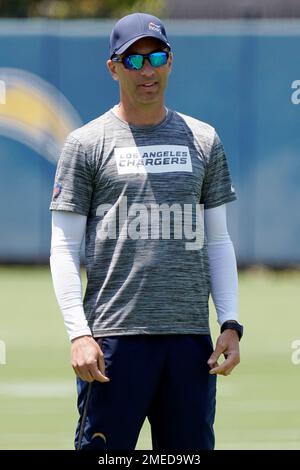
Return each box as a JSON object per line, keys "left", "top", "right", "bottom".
{"left": 50, "top": 211, "right": 109, "bottom": 383}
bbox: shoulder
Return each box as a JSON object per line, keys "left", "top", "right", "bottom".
{"left": 173, "top": 111, "right": 216, "bottom": 142}
{"left": 172, "top": 111, "right": 220, "bottom": 157}
{"left": 58, "top": 111, "right": 113, "bottom": 166}
{"left": 67, "top": 110, "right": 112, "bottom": 149}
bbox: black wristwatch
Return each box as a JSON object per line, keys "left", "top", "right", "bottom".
{"left": 220, "top": 321, "right": 243, "bottom": 341}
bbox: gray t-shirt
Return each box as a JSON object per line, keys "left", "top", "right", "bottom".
{"left": 50, "top": 108, "right": 236, "bottom": 337}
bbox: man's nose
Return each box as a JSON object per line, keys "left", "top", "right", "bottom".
{"left": 140, "top": 58, "right": 155, "bottom": 76}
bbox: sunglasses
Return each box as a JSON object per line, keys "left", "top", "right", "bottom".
{"left": 112, "top": 50, "right": 170, "bottom": 70}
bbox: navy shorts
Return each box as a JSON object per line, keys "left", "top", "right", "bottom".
{"left": 75, "top": 335, "right": 216, "bottom": 451}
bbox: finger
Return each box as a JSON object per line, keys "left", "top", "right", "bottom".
{"left": 207, "top": 344, "right": 225, "bottom": 367}
{"left": 209, "top": 355, "right": 239, "bottom": 375}
{"left": 210, "top": 365, "right": 235, "bottom": 376}
{"left": 208, "top": 360, "right": 219, "bottom": 370}
{"left": 73, "top": 366, "right": 94, "bottom": 382}
{"left": 207, "top": 353, "right": 219, "bottom": 368}
{"left": 97, "top": 351, "right": 108, "bottom": 378}
{"left": 89, "top": 362, "right": 110, "bottom": 383}
{"left": 209, "top": 364, "right": 231, "bottom": 375}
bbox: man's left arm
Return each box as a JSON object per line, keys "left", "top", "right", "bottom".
{"left": 204, "top": 204, "right": 241, "bottom": 376}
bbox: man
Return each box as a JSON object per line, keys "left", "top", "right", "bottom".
{"left": 50, "top": 12, "right": 243, "bottom": 451}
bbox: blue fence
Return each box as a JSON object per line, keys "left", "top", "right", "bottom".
{"left": 0, "top": 20, "right": 299, "bottom": 264}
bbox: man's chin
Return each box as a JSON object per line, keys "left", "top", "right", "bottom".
{"left": 138, "top": 98, "right": 159, "bottom": 105}
{"left": 136, "top": 92, "right": 161, "bottom": 105}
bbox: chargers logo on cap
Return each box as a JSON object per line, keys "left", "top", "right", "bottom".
{"left": 0, "top": 67, "right": 82, "bottom": 164}
{"left": 149, "top": 22, "right": 162, "bottom": 34}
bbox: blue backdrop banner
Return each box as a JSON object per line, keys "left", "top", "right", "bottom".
{"left": 0, "top": 20, "right": 299, "bottom": 264}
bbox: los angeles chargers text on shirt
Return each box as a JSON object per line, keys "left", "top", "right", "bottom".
{"left": 115, "top": 145, "right": 192, "bottom": 174}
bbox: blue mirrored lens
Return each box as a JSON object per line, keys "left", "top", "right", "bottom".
{"left": 123, "top": 51, "right": 168, "bottom": 70}
{"left": 149, "top": 52, "right": 168, "bottom": 67}
{"left": 124, "top": 55, "right": 144, "bottom": 70}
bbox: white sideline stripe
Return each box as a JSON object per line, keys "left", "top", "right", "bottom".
{"left": 0, "top": 382, "right": 75, "bottom": 397}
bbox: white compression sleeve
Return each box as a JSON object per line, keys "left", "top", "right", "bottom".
{"left": 50, "top": 211, "right": 92, "bottom": 341}
{"left": 204, "top": 204, "right": 239, "bottom": 326}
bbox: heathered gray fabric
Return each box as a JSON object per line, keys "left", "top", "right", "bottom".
{"left": 50, "top": 108, "right": 236, "bottom": 337}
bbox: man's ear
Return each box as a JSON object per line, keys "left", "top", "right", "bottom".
{"left": 107, "top": 59, "right": 119, "bottom": 81}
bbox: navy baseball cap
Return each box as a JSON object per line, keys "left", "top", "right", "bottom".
{"left": 109, "top": 12, "right": 171, "bottom": 58}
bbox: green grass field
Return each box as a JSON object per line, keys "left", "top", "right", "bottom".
{"left": 0, "top": 266, "right": 300, "bottom": 449}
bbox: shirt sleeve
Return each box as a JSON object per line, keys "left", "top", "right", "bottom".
{"left": 50, "top": 134, "right": 93, "bottom": 215}
{"left": 200, "top": 130, "right": 236, "bottom": 209}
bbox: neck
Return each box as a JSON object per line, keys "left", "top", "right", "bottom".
{"left": 116, "top": 101, "right": 167, "bottom": 126}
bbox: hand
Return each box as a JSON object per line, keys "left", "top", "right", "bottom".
{"left": 207, "top": 330, "right": 240, "bottom": 376}
{"left": 71, "top": 335, "right": 110, "bottom": 383}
